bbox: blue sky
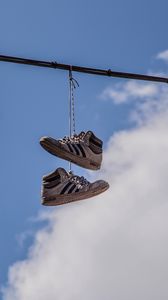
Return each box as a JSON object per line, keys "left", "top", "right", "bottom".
{"left": 0, "top": 0, "right": 168, "bottom": 298}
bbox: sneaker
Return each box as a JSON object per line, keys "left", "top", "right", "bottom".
{"left": 41, "top": 167, "right": 109, "bottom": 206}
{"left": 40, "top": 131, "right": 102, "bottom": 170}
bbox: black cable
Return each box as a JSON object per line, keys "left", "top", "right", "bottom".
{"left": 0, "top": 54, "right": 168, "bottom": 84}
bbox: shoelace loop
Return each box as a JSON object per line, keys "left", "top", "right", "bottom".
{"left": 69, "top": 174, "right": 90, "bottom": 189}
{"left": 59, "top": 132, "right": 85, "bottom": 144}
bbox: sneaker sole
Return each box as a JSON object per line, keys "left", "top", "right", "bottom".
{"left": 41, "top": 182, "right": 109, "bottom": 206}
{"left": 40, "top": 138, "right": 101, "bottom": 170}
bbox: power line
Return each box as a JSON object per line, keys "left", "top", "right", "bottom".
{"left": 0, "top": 54, "right": 168, "bottom": 84}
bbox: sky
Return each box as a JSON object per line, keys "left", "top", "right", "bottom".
{"left": 0, "top": 0, "right": 168, "bottom": 299}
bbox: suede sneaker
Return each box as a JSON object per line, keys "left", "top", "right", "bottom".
{"left": 40, "top": 131, "right": 102, "bottom": 170}
{"left": 41, "top": 167, "right": 109, "bottom": 206}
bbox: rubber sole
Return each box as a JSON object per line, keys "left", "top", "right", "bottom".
{"left": 42, "top": 183, "right": 109, "bottom": 206}
{"left": 40, "top": 139, "right": 101, "bottom": 170}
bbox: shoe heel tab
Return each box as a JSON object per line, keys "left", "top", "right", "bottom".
{"left": 43, "top": 169, "right": 58, "bottom": 181}
{"left": 43, "top": 168, "right": 65, "bottom": 181}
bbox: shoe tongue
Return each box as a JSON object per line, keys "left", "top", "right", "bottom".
{"left": 56, "top": 168, "right": 69, "bottom": 179}
{"left": 78, "top": 131, "right": 86, "bottom": 139}
{"left": 81, "top": 131, "right": 92, "bottom": 143}
{"left": 85, "top": 130, "right": 93, "bottom": 137}
{"left": 79, "top": 131, "right": 85, "bottom": 135}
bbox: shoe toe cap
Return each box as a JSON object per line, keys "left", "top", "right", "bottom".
{"left": 90, "top": 180, "right": 109, "bottom": 191}
{"left": 40, "top": 136, "right": 59, "bottom": 147}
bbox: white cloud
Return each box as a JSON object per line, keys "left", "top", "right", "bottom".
{"left": 101, "top": 80, "right": 160, "bottom": 104}
{"left": 2, "top": 77, "right": 168, "bottom": 300}
{"left": 101, "top": 79, "right": 168, "bottom": 126}
{"left": 156, "top": 49, "right": 168, "bottom": 62}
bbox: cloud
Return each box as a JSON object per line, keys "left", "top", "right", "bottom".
{"left": 101, "top": 80, "right": 160, "bottom": 104}
{"left": 101, "top": 79, "right": 168, "bottom": 125}
{"left": 2, "top": 79, "right": 168, "bottom": 300}
{"left": 156, "top": 49, "right": 168, "bottom": 63}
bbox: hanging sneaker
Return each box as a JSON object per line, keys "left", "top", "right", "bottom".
{"left": 41, "top": 167, "right": 109, "bottom": 206}
{"left": 40, "top": 131, "right": 102, "bottom": 170}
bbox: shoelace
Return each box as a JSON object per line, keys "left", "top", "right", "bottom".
{"left": 59, "top": 132, "right": 85, "bottom": 144}
{"left": 68, "top": 172, "right": 90, "bottom": 189}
